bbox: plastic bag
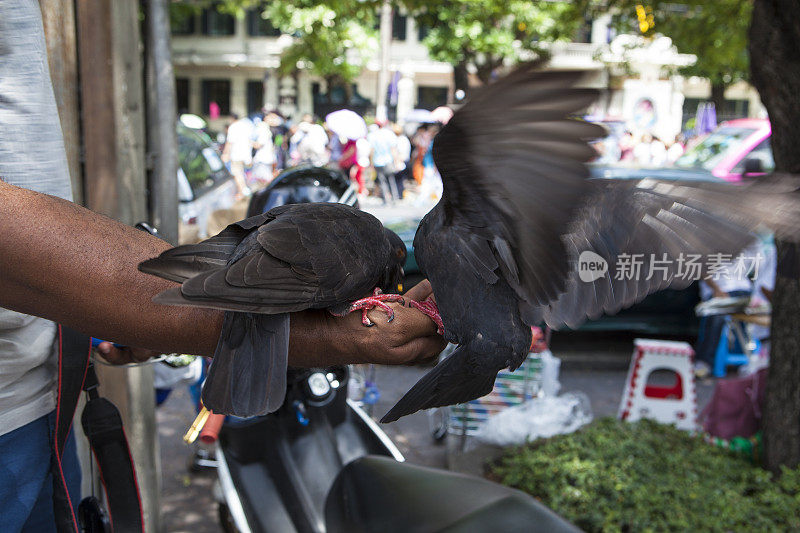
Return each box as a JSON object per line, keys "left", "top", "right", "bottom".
{"left": 473, "top": 392, "right": 593, "bottom": 447}
{"left": 539, "top": 349, "right": 561, "bottom": 397}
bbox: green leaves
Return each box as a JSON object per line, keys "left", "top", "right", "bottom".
{"left": 262, "top": 1, "right": 377, "bottom": 83}
{"left": 493, "top": 418, "right": 800, "bottom": 532}
{"left": 412, "top": 0, "right": 585, "bottom": 83}
{"left": 581, "top": 0, "right": 752, "bottom": 88}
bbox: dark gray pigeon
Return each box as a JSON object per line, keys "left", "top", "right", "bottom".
{"left": 140, "top": 202, "right": 406, "bottom": 417}
{"left": 381, "top": 63, "right": 800, "bottom": 423}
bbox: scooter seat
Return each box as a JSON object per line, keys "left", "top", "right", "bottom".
{"left": 324, "top": 455, "right": 581, "bottom": 533}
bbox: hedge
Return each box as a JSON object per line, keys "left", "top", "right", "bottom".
{"left": 492, "top": 418, "right": 800, "bottom": 532}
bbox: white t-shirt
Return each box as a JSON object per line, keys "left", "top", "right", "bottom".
{"left": 0, "top": 1, "right": 74, "bottom": 435}
{"left": 226, "top": 118, "right": 255, "bottom": 164}
{"left": 252, "top": 121, "right": 275, "bottom": 165}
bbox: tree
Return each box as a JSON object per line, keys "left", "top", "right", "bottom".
{"left": 748, "top": 0, "right": 800, "bottom": 474}
{"left": 582, "top": 0, "right": 751, "bottom": 116}
{"left": 261, "top": 0, "right": 378, "bottom": 97}
{"left": 169, "top": 0, "right": 379, "bottom": 105}
{"left": 408, "top": 0, "right": 586, "bottom": 94}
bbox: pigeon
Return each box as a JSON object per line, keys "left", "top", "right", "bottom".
{"left": 381, "top": 63, "right": 800, "bottom": 423}
{"left": 139, "top": 202, "right": 407, "bottom": 417}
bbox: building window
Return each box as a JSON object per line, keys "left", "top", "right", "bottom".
{"left": 171, "top": 11, "right": 196, "bottom": 36}
{"left": 417, "top": 19, "right": 432, "bottom": 41}
{"left": 176, "top": 78, "right": 190, "bottom": 114}
{"left": 392, "top": 13, "right": 407, "bottom": 40}
{"left": 201, "top": 7, "right": 235, "bottom": 36}
{"left": 247, "top": 80, "right": 265, "bottom": 114}
{"left": 246, "top": 8, "right": 281, "bottom": 37}
{"left": 417, "top": 86, "right": 448, "bottom": 110}
{"left": 574, "top": 17, "right": 592, "bottom": 44}
{"left": 201, "top": 79, "right": 231, "bottom": 116}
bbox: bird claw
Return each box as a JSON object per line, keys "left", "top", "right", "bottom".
{"left": 347, "top": 292, "right": 405, "bottom": 326}
{"left": 409, "top": 297, "right": 444, "bottom": 335}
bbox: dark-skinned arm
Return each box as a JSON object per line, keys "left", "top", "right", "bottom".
{"left": 0, "top": 179, "right": 445, "bottom": 365}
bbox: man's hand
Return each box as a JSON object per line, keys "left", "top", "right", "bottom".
{"left": 95, "top": 342, "right": 161, "bottom": 365}
{"left": 289, "top": 280, "right": 446, "bottom": 367}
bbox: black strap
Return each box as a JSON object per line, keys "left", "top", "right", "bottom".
{"left": 53, "top": 326, "right": 145, "bottom": 533}
{"left": 52, "top": 326, "right": 91, "bottom": 533}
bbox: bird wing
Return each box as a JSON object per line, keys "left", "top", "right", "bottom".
{"left": 544, "top": 175, "right": 800, "bottom": 328}
{"left": 138, "top": 210, "right": 274, "bottom": 283}
{"left": 149, "top": 203, "right": 389, "bottom": 313}
{"left": 429, "top": 64, "right": 604, "bottom": 312}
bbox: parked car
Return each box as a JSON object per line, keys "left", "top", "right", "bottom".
{"left": 586, "top": 119, "right": 774, "bottom": 335}
{"left": 592, "top": 118, "right": 773, "bottom": 183}
{"left": 176, "top": 121, "right": 239, "bottom": 242}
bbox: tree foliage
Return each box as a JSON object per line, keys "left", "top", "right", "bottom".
{"left": 580, "top": 0, "right": 752, "bottom": 109}
{"left": 408, "top": 0, "right": 586, "bottom": 84}
{"left": 169, "top": 0, "right": 379, "bottom": 87}
{"left": 262, "top": 0, "right": 378, "bottom": 86}
{"left": 494, "top": 418, "right": 800, "bottom": 532}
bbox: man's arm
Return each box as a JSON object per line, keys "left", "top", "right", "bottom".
{"left": 0, "top": 180, "right": 445, "bottom": 364}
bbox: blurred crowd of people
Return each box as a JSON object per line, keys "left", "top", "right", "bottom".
{"left": 591, "top": 129, "right": 691, "bottom": 167}
{"left": 219, "top": 109, "right": 446, "bottom": 205}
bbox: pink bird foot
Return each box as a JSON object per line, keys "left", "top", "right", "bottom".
{"left": 346, "top": 289, "right": 405, "bottom": 326}
{"left": 409, "top": 296, "right": 444, "bottom": 335}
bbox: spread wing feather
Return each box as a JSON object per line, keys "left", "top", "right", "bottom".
{"left": 430, "top": 64, "right": 604, "bottom": 308}
{"left": 544, "top": 175, "right": 800, "bottom": 328}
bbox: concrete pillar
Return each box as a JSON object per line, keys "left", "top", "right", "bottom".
{"left": 230, "top": 74, "right": 247, "bottom": 117}
{"left": 265, "top": 69, "right": 279, "bottom": 110}
{"left": 296, "top": 70, "right": 312, "bottom": 116}
{"left": 278, "top": 75, "right": 297, "bottom": 118}
{"left": 396, "top": 68, "right": 415, "bottom": 124}
{"left": 188, "top": 76, "right": 201, "bottom": 115}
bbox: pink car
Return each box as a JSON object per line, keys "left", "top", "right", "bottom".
{"left": 674, "top": 118, "right": 773, "bottom": 182}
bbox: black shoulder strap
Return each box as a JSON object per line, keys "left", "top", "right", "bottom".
{"left": 53, "top": 326, "right": 145, "bottom": 533}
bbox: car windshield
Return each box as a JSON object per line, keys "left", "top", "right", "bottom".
{"left": 177, "top": 123, "right": 227, "bottom": 198}
{"left": 674, "top": 126, "right": 757, "bottom": 171}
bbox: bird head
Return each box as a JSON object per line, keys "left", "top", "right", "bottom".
{"left": 381, "top": 228, "right": 407, "bottom": 293}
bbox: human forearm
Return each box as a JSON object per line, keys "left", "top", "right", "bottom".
{"left": 0, "top": 179, "right": 223, "bottom": 356}
{"left": 1, "top": 181, "right": 446, "bottom": 366}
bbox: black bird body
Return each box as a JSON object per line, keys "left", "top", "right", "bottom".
{"left": 415, "top": 207, "right": 532, "bottom": 398}
{"left": 140, "top": 202, "right": 406, "bottom": 417}
{"left": 381, "top": 64, "right": 800, "bottom": 423}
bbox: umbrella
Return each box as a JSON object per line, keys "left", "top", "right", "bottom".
{"left": 325, "top": 109, "right": 368, "bottom": 140}
{"left": 403, "top": 108, "right": 437, "bottom": 123}
{"left": 432, "top": 106, "right": 454, "bottom": 124}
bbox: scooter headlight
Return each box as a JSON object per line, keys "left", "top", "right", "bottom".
{"left": 307, "top": 372, "right": 332, "bottom": 399}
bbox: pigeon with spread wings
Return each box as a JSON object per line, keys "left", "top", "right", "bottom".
{"left": 140, "top": 202, "right": 407, "bottom": 418}
{"left": 381, "top": 64, "right": 800, "bottom": 423}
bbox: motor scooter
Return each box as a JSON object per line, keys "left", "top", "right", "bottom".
{"left": 204, "top": 166, "right": 579, "bottom": 532}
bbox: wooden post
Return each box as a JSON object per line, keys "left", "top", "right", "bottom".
{"left": 75, "top": 1, "right": 161, "bottom": 530}
{"left": 40, "top": 0, "right": 83, "bottom": 203}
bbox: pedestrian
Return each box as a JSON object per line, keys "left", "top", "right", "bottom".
{"left": 355, "top": 135, "right": 372, "bottom": 197}
{"left": 650, "top": 135, "right": 668, "bottom": 166}
{"left": 368, "top": 120, "right": 400, "bottom": 203}
{"left": 251, "top": 115, "right": 276, "bottom": 186}
{"left": 392, "top": 123, "right": 412, "bottom": 201}
{"left": 338, "top": 137, "right": 358, "bottom": 182}
{"left": 666, "top": 134, "right": 686, "bottom": 163}
{"left": 693, "top": 241, "right": 763, "bottom": 378}
{"left": 633, "top": 133, "right": 653, "bottom": 166}
{"left": 222, "top": 113, "right": 254, "bottom": 199}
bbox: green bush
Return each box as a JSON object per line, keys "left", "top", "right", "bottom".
{"left": 492, "top": 418, "right": 800, "bottom": 532}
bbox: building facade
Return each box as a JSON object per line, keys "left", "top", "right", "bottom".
{"left": 171, "top": 6, "right": 763, "bottom": 139}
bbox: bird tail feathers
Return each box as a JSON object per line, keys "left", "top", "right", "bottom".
{"left": 202, "top": 311, "right": 289, "bottom": 418}
{"left": 381, "top": 345, "right": 497, "bottom": 423}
